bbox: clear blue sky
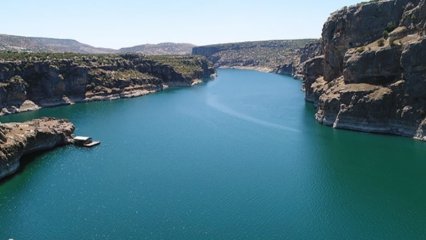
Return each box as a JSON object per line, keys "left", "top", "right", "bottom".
{"left": 1, "top": 0, "right": 361, "bottom": 49}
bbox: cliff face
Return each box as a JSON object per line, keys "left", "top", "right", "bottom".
{"left": 0, "top": 118, "right": 74, "bottom": 180}
{"left": 291, "top": 41, "right": 323, "bottom": 79}
{"left": 192, "top": 39, "right": 319, "bottom": 75}
{"left": 0, "top": 53, "right": 215, "bottom": 115}
{"left": 303, "top": 0, "right": 426, "bottom": 140}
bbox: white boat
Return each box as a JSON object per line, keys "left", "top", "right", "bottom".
{"left": 73, "top": 136, "right": 101, "bottom": 148}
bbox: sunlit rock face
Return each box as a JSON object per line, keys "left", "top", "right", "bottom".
{"left": 0, "top": 118, "right": 75, "bottom": 180}
{"left": 0, "top": 54, "right": 215, "bottom": 115}
{"left": 302, "top": 0, "right": 426, "bottom": 140}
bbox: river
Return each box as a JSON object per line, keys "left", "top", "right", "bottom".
{"left": 0, "top": 69, "right": 425, "bottom": 239}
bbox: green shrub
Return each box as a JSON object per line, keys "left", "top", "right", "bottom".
{"left": 356, "top": 47, "right": 365, "bottom": 53}
{"left": 385, "top": 22, "right": 397, "bottom": 33}
{"left": 383, "top": 30, "right": 389, "bottom": 39}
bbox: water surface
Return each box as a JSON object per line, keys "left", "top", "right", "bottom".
{"left": 0, "top": 69, "right": 425, "bottom": 239}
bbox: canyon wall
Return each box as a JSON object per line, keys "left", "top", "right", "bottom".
{"left": 302, "top": 0, "right": 426, "bottom": 141}
{"left": 0, "top": 53, "right": 215, "bottom": 115}
{"left": 192, "top": 39, "right": 319, "bottom": 76}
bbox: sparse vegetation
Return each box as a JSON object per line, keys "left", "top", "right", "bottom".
{"left": 358, "top": 0, "right": 380, "bottom": 6}
{"left": 119, "top": 43, "right": 195, "bottom": 55}
{"left": 383, "top": 30, "right": 389, "bottom": 39}
{"left": 383, "top": 22, "right": 398, "bottom": 40}
{"left": 145, "top": 55, "right": 208, "bottom": 76}
{"left": 193, "top": 39, "right": 318, "bottom": 70}
{"left": 385, "top": 22, "right": 397, "bottom": 33}
{"left": 0, "top": 52, "right": 208, "bottom": 78}
{"left": 0, "top": 51, "right": 214, "bottom": 112}
{"left": 0, "top": 34, "right": 115, "bottom": 54}
{"left": 377, "top": 39, "right": 385, "bottom": 47}
{"left": 356, "top": 47, "right": 366, "bottom": 53}
{"left": 0, "top": 51, "right": 214, "bottom": 99}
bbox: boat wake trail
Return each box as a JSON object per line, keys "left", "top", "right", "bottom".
{"left": 206, "top": 95, "right": 299, "bottom": 133}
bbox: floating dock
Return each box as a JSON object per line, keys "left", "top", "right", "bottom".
{"left": 73, "top": 136, "right": 101, "bottom": 148}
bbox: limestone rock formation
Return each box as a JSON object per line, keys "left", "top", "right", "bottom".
{"left": 0, "top": 118, "right": 74, "bottom": 180}
{"left": 302, "top": 0, "right": 426, "bottom": 141}
{"left": 0, "top": 53, "right": 215, "bottom": 115}
{"left": 292, "top": 42, "right": 323, "bottom": 80}
{"left": 192, "top": 39, "right": 319, "bottom": 76}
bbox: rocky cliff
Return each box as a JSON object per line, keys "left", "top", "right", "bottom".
{"left": 192, "top": 39, "right": 319, "bottom": 75}
{"left": 0, "top": 118, "right": 74, "bottom": 180}
{"left": 302, "top": 0, "right": 426, "bottom": 141}
{"left": 0, "top": 53, "right": 215, "bottom": 115}
{"left": 290, "top": 41, "right": 323, "bottom": 79}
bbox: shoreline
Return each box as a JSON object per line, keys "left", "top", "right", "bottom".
{"left": 217, "top": 66, "right": 298, "bottom": 78}
{"left": 3, "top": 66, "right": 423, "bottom": 143}
{"left": 0, "top": 53, "right": 216, "bottom": 118}
{"left": 0, "top": 77, "right": 213, "bottom": 117}
{"left": 0, "top": 118, "right": 75, "bottom": 181}
{"left": 218, "top": 66, "right": 275, "bottom": 73}
{"left": 316, "top": 113, "right": 426, "bottom": 141}
{"left": 206, "top": 68, "right": 426, "bottom": 142}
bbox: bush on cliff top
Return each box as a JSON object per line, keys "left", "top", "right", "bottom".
{"left": 0, "top": 51, "right": 208, "bottom": 77}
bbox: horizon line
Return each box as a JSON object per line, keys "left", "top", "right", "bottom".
{"left": 0, "top": 32, "right": 320, "bottom": 50}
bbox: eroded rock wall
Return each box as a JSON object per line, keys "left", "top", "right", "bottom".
{"left": 0, "top": 54, "right": 215, "bottom": 115}
{"left": 0, "top": 118, "right": 74, "bottom": 180}
{"left": 302, "top": 0, "right": 426, "bottom": 140}
{"left": 192, "top": 39, "right": 320, "bottom": 76}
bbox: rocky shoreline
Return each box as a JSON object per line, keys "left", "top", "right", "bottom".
{"left": 0, "top": 53, "right": 216, "bottom": 181}
{"left": 5, "top": 78, "right": 209, "bottom": 115}
{"left": 0, "top": 118, "right": 75, "bottom": 181}
{"left": 301, "top": 0, "right": 426, "bottom": 141}
{"left": 0, "top": 54, "right": 215, "bottom": 181}
{"left": 192, "top": 39, "right": 320, "bottom": 77}
{"left": 0, "top": 53, "right": 215, "bottom": 116}
{"left": 218, "top": 66, "right": 275, "bottom": 73}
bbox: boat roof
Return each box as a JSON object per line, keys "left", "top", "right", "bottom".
{"left": 74, "top": 136, "right": 91, "bottom": 141}
{"left": 84, "top": 141, "right": 101, "bottom": 147}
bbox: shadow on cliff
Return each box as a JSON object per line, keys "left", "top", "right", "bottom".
{"left": 0, "top": 150, "right": 49, "bottom": 185}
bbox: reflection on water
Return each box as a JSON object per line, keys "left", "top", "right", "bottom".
{"left": 206, "top": 94, "right": 299, "bottom": 133}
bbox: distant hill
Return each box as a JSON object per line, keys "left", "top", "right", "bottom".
{"left": 192, "top": 39, "right": 319, "bottom": 73}
{"left": 0, "top": 34, "right": 117, "bottom": 54}
{"left": 0, "top": 34, "right": 194, "bottom": 55}
{"left": 119, "top": 43, "right": 195, "bottom": 55}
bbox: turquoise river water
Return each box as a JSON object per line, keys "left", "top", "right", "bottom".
{"left": 0, "top": 69, "right": 426, "bottom": 239}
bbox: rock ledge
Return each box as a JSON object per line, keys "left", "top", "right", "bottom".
{"left": 0, "top": 117, "right": 75, "bottom": 181}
